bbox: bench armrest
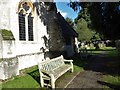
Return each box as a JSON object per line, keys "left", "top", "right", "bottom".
{"left": 64, "top": 59, "right": 74, "bottom": 72}
{"left": 64, "top": 60, "right": 73, "bottom": 62}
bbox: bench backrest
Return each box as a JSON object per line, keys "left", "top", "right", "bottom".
{"left": 38, "top": 55, "right": 65, "bottom": 72}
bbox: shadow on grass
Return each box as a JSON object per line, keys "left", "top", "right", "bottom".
{"left": 72, "top": 50, "right": 120, "bottom": 90}
{"left": 75, "top": 48, "right": 119, "bottom": 75}
{"left": 70, "top": 53, "right": 89, "bottom": 68}
{"left": 97, "top": 80, "right": 120, "bottom": 90}
{"left": 27, "top": 70, "right": 40, "bottom": 84}
{"left": 83, "top": 53, "right": 120, "bottom": 76}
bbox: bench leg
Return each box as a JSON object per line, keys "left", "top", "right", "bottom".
{"left": 40, "top": 74, "right": 44, "bottom": 87}
{"left": 71, "top": 67, "right": 74, "bottom": 72}
{"left": 50, "top": 74, "right": 55, "bottom": 89}
{"left": 70, "top": 62, "right": 74, "bottom": 72}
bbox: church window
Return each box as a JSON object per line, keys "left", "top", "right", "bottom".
{"left": 17, "top": 1, "right": 34, "bottom": 41}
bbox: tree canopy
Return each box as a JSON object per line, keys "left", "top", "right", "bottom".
{"left": 65, "top": 17, "right": 74, "bottom": 27}
{"left": 69, "top": 2, "right": 120, "bottom": 40}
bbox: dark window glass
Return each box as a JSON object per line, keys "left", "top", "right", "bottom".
{"left": 28, "top": 13, "right": 34, "bottom": 41}
{"left": 19, "top": 11, "right": 26, "bottom": 40}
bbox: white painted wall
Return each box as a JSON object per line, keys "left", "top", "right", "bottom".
{"left": 75, "top": 37, "right": 79, "bottom": 53}
{"left": 0, "top": 0, "right": 48, "bottom": 54}
{"left": 18, "top": 53, "right": 44, "bottom": 70}
{"left": 0, "top": 0, "right": 10, "bottom": 30}
{"left": 0, "top": 62, "right": 4, "bottom": 80}
{"left": 0, "top": 57, "right": 19, "bottom": 80}
{"left": 2, "top": 40, "right": 16, "bottom": 58}
{"left": 0, "top": 34, "right": 2, "bottom": 58}
{"left": 0, "top": 0, "right": 49, "bottom": 80}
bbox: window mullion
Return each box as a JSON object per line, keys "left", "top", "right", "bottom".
{"left": 25, "top": 16, "right": 28, "bottom": 41}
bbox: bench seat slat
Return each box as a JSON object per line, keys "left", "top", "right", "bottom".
{"left": 53, "top": 64, "right": 71, "bottom": 80}
{"left": 41, "top": 64, "right": 71, "bottom": 80}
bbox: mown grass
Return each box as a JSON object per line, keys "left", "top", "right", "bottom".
{"left": 103, "top": 75, "right": 120, "bottom": 86}
{"left": 85, "top": 47, "right": 118, "bottom": 55}
{"left": 2, "top": 65, "right": 40, "bottom": 88}
{"left": 106, "top": 49, "right": 120, "bottom": 57}
{"left": 102, "top": 75, "right": 120, "bottom": 89}
{"left": 2, "top": 74, "right": 40, "bottom": 88}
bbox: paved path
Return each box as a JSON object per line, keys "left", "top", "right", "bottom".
{"left": 66, "top": 52, "right": 120, "bottom": 89}
{"left": 67, "top": 71, "right": 102, "bottom": 88}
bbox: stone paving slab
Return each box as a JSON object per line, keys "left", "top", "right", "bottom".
{"left": 56, "top": 72, "right": 80, "bottom": 88}
{"left": 66, "top": 71, "right": 103, "bottom": 88}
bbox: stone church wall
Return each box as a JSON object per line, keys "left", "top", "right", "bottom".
{"left": 0, "top": 1, "right": 48, "bottom": 80}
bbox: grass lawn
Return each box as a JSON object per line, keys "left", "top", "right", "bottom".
{"left": 106, "top": 49, "right": 120, "bottom": 57}
{"left": 103, "top": 75, "right": 120, "bottom": 86}
{"left": 2, "top": 66, "right": 40, "bottom": 88}
{"left": 102, "top": 75, "right": 120, "bottom": 89}
{"left": 2, "top": 74, "right": 40, "bottom": 88}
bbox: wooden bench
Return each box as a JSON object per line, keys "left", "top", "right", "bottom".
{"left": 38, "top": 55, "right": 73, "bottom": 88}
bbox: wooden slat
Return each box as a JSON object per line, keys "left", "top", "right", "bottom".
{"left": 40, "top": 55, "right": 65, "bottom": 71}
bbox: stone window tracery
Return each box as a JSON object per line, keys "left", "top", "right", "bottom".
{"left": 17, "top": 0, "right": 34, "bottom": 41}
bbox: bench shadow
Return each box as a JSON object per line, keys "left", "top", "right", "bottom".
{"left": 27, "top": 70, "right": 40, "bottom": 84}
{"left": 28, "top": 70, "right": 52, "bottom": 89}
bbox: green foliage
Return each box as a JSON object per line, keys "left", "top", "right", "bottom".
{"left": 74, "top": 8, "right": 90, "bottom": 24}
{"left": 91, "top": 33, "right": 101, "bottom": 41}
{"left": 74, "top": 18, "right": 97, "bottom": 41}
{"left": 65, "top": 17, "right": 74, "bottom": 27}
{"left": 70, "top": 2, "right": 120, "bottom": 40}
{"left": 0, "top": 29, "right": 15, "bottom": 40}
{"left": 69, "top": 3, "right": 101, "bottom": 41}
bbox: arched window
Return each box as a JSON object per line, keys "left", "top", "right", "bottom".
{"left": 17, "top": 0, "right": 34, "bottom": 41}
{"left": 19, "top": 10, "right": 26, "bottom": 40}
